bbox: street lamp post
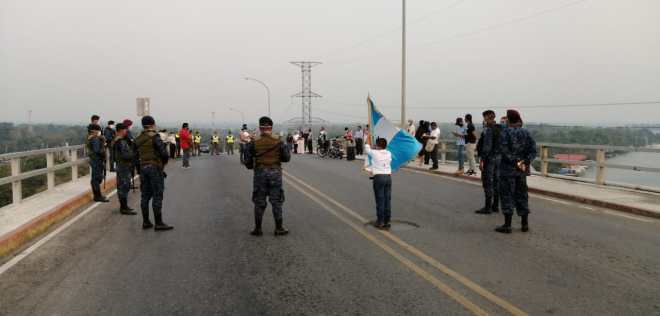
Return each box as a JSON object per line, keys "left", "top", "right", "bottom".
{"left": 244, "top": 77, "right": 271, "bottom": 117}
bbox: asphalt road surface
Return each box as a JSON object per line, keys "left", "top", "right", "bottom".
{"left": 1, "top": 154, "right": 659, "bottom": 315}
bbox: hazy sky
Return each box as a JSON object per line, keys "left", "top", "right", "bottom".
{"left": 2, "top": 0, "right": 660, "bottom": 126}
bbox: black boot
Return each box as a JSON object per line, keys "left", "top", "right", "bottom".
{"left": 383, "top": 217, "right": 391, "bottom": 229}
{"left": 119, "top": 197, "right": 137, "bottom": 215}
{"left": 142, "top": 208, "right": 153, "bottom": 229}
{"left": 495, "top": 214, "right": 512, "bottom": 234}
{"left": 274, "top": 219, "right": 289, "bottom": 236}
{"left": 93, "top": 184, "right": 109, "bottom": 202}
{"left": 521, "top": 215, "right": 529, "bottom": 232}
{"left": 154, "top": 210, "right": 173, "bottom": 231}
{"left": 475, "top": 197, "right": 492, "bottom": 214}
{"left": 250, "top": 216, "right": 263, "bottom": 236}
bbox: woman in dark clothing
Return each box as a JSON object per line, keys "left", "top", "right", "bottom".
{"left": 415, "top": 120, "right": 430, "bottom": 166}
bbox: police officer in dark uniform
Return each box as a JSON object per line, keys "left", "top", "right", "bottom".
{"left": 245, "top": 116, "right": 291, "bottom": 236}
{"left": 112, "top": 123, "right": 137, "bottom": 215}
{"left": 103, "top": 121, "right": 117, "bottom": 172}
{"left": 86, "top": 124, "right": 110, "bottom": 202}
{"left": 134, "top": 116, "right": 173, "bottom": 231}
{"left": 475, "top": 110, "right": 502, "bottom": 214}
{"left": 496, "top": 110, "right": 537, "bottom": 234}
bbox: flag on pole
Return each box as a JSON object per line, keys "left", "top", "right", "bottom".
{"left": 366, "top": 96, "right": 421, "bottom": 172}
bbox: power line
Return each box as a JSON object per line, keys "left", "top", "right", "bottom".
{"left": 320, "top": 100, "right": 660, "bottom": 110}
{"left": 424, "top": 0, "right": 588, "bottom": 46}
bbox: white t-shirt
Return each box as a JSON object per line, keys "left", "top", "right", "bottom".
{"left": 365, "top": 144, "right": 392, "bottom": 175}
{"left": 429, "top": 128, "right": 441, "bottom": 144}
{"left": 407, "top": 124, "right": 416, "bottom": 135}
{"left": 455, "top": 126, "right": 466, "bottom": 146}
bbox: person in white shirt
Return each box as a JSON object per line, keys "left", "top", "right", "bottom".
{"left": 406, "top": 119, "right": 416, "bottom": 136}
{"left": 365, "top": 138, "right": 393, "bottom": 230}
{"left": 452, "top": 117, "right": 466, "bottom": 174}
{"left": 428, "top": 122, "right": 441, "bottom": 170}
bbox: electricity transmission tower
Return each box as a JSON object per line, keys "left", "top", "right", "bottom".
{"left": 290, "top": 61, "right": 323, "bottom": 128}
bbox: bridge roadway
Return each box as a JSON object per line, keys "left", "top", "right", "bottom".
{"left": 1, "top": 154, "right": 659, "bottom": 315}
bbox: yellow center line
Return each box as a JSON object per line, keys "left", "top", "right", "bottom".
{"left": 285, "top": 178, "right": 489, "bottom": 316}
{"left": 284, "top": 171, "right": 529, "bottom": 316}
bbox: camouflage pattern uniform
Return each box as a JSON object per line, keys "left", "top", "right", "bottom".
{"left": 245, "top": 133, "right": 291, "bottom": 235}
{"left": 476, "top": 122, "right": 502, "bottom": 213}
{"left": 499, "top": 124, "right": 537, "bottom": 217}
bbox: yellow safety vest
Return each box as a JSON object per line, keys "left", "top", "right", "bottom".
{"left": 226, "top": 135, "right": 235, "bottom": 144}
{"left": 194, "top": 135, "right": 201, "bottom": 144}
{"left": 212, "top": 135, "right": 219, "bottom": 144}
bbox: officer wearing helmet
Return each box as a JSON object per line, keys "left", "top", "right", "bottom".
{"left": 245, "top": 116, "right": 291, "bottom": 236}
{"left": 134, "top": 115, "right": 173, "bottom": 231}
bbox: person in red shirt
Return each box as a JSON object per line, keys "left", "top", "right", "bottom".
{"left": 179, "top": 123, "right": 193, "bottom": 168}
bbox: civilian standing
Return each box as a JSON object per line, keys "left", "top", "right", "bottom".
{"left": 365, "top": 138, "right": 392, "bottom": 230}
{"left": 452, "top": 118, "right": 466, "bottom": 174}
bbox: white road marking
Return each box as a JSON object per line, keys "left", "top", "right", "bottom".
{"left": 0, "top": 190, "right": 117, "bottom": 276}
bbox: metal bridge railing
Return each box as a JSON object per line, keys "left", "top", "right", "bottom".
{"left": 0, "top": 145, "right": 90, "bottom": 207}
{"left": 432, "top": 140, "right": 660, "bottom": 193}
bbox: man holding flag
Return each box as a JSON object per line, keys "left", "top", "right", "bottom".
{"left": 364, "top": 96, "right": 422, "bottom": 229}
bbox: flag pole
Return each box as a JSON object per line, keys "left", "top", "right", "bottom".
{"left": 367, "top": 95, "right": 373, "bottom": 146}
{"left": 400, "top": 0, "right": 407, "bottom": 129}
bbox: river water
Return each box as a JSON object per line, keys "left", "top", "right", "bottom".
{"left": 583, "top": 148, "right": 660, "bottom": 188}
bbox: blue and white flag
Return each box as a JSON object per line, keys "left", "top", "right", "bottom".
{"left": 366, "top": 96, "right": 422, "bottom": 172}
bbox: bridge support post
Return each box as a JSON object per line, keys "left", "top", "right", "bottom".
{"left": 440, "top": 142, "right": 447, "bottom": 164}
{"left": 595, "top": 149, "right": 606, "bottom": 185}
{"left": 71, "top": 150, "right": 78, "bottom": 181}
{"left": 541, "top": 145, "right": 549, "bottom": 176}
{"left": 10, "top": 158, "right": 21, "bottom": 205}
{"left": 46, "top": 152, "right": 55, "bottom": 190}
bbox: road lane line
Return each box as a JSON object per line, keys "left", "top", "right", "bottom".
{"left": 0, "top": 190, "right": 117, "bottom": 276}
{"left": 285, "top": 178, "right": 489, "bottom": 316}
{"left": 284, "top": 171, "right": 529, "bottom": 316}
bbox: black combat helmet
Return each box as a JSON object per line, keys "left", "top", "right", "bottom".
{"left": 259, "top": 116, "right": 273, "bottom": 127}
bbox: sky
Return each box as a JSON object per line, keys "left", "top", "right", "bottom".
{"left": 2, "top": 0, "right": 660, "bottom": 126}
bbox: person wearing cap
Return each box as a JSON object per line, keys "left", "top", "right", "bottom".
{"left": 211, "top": 131, "right": 221, "bottom": 155}
{"left": 193, "top": 131, "right": 202, "bottom": 156}
{"left": 86, "top": 123, "right": 110, "bottom": 202}
{"left": 245, "top": 116, "right": 291, "bottom": 236}
{"left": 225, "top": 130, "right": 235, "bottom": 155}
{"left": 495, "top": 109, "right": 537, "bottom": 234}
{"left": 179, "top": 123, "right": 192, "bottom": 168}
{"left": 135, "top": 115, "right": 173, "bottom": 231}
{"left": 103, "top": 120, "right": 117, "bottom": 172}
{"left": 239, "top": 124, "right": 251, "bottom": 164}
{"left": 475, "top": 110, "right": 502, "bottom": 214}
{"left": 112, "top": 123, "right": 137, "bottom": 215}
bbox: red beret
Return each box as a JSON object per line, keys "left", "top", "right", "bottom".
{"left": 122, "top": 119, "right": 133, "bottom": 127}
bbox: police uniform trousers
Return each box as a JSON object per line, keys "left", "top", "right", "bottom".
{"left": 252, "top": 167, "right": 285, "bottom": 221}
{"left": 89, "top": 159, "right": 104, "bottom": 194}
{"left": 499, "top": 174, "right": 529, "bottom": 216}
{"left": 481, "top": 157, "right": 500, "bottom": 208}
{"left": 140, "top": 164, "right": 165, "bottom": 215}
{"left": 116, "top": 164, "right": 132, "bottom": 201}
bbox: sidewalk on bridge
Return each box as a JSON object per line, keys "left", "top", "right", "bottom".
{"left": 354, "top": 155, "right": 660, "bottom": 219}
{"left": 0, "top": 174, "right": 117, "bottom": 258}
